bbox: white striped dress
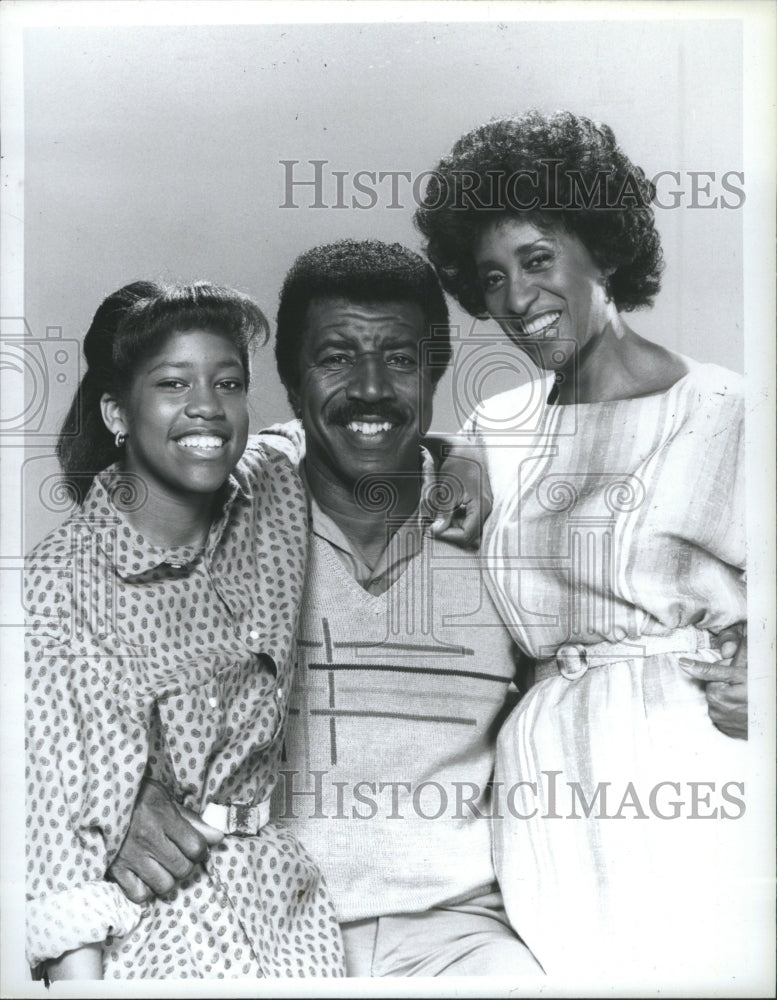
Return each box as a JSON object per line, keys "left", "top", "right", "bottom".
{"left": 471, "top": 362, "right": 754, "bottom": 983}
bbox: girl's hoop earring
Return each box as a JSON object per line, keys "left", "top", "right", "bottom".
{"left": 115, "top": 431, "right": 126, "bottom": 448}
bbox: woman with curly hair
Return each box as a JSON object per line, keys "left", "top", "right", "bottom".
{"left": 416, "top": 111, "right": 750, "bottom": 981}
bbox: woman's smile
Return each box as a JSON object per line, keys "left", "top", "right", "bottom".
{"left": 504, "top": 310, "right": 563, "bottom": 340}
{"left": 474, "top": 217, "right": 615, "bottom": 370}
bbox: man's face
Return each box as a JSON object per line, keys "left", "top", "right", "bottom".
{"left": 296, "top": 297, "right": 434, "bottom": 489}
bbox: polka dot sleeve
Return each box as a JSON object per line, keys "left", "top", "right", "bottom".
{"left": 26, "top": 884, "right": 143, "bottom": 968}
{"left": 25, "top": 632, "right": 151, "bottom": 964}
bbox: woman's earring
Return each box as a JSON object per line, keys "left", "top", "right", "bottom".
{"left": 115, "top": 431, "right": 126, "bottom": 448}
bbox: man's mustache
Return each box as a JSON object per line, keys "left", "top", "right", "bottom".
{"left": 327, "top": 402, "right": 407, "bottom": 425}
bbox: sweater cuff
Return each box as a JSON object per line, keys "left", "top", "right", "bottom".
{"left": 27, "top": 882, "right": 144, "bottom": 966}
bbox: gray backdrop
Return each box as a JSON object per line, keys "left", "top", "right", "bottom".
{"left": 20, "top": 19, "right": 744, "bottom": 545}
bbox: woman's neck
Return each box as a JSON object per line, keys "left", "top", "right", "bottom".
{"left": 553, "top": 321, "right": 690, "bottom": 404}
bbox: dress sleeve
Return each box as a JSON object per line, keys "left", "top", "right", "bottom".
{"left": 26, "top": 886, "right": 143, "bottom": 969}
{"left": 716, "top": 395, "right": 746, "bottom": 572}
{"left": 25, "top": 632, "right": 145, "bottom": 965}
{"left": 681, "top": 385, "right": 746, "bottom": 573}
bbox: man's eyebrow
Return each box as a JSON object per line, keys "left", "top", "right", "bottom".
{"left": 311, "top": 335, "right": 354, "bottom": 350}
{"left": 312, "top": 332, "right": 419, "bottom": 349}
{"left": 381, "top": 337, "right": 420, "bottom": 349}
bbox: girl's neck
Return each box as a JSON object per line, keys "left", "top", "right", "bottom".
{"left": 115, "top": 474, "right": 216, "bottom": 548}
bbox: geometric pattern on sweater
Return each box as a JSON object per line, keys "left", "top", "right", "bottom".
{"left": 289, "top": 621, "right": 515, "bottom": 767}
{"left": 276, "top": 526, "right": 518, "bottom": 921}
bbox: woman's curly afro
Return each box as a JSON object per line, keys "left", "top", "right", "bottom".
{"left": 414, "top": 109, "right": 664, "bottom": 316}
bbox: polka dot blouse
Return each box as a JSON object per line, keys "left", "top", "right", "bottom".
{"left": 25, "top": 439, "right": 345, "bottom": 978}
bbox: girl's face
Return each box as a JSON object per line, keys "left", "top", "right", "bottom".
{"left": 106, "top": 328, "right": 249, "bottom": 504}
{"left": 473, "top": 216, "right": 616, "bottom": 372}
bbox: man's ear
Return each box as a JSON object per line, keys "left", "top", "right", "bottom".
{"left": 287, "top": 389, "right": 302, "bottom": 419}
{"left": 100, "top": 393, "right": 127, "bottom": 437}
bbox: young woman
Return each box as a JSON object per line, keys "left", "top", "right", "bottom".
{"left": 415, "top": 111, "right": 751, "bottom": 982}
{"left": 25, "top": 281, "right": 345, "bottom": 979}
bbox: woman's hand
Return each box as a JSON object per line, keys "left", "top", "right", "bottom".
{"left": 423, "top": 436, "right": 492, "bottom": 548}
{"left": 680, "top": 623, "right": 747, "bottom": 739}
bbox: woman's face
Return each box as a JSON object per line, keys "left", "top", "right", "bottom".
{"left": 473, "top": 217, "right": 616, "bottom": 372}
{"left": 109, "top": 328, "right": 249, "bottom": 504}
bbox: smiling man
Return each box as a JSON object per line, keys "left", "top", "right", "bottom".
{"left": 268, "top": 240, "right": 542, "bottom": 975}
{"left": 273, "top": 242, "right": 443, "bottom": 584}
{"left": 287, "top": 294, "right": 434, "bottom": 570}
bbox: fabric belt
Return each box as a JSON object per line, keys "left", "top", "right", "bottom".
{"left": 201, "top": 798, "right": 271, "bottom": 836}
{"left": 532, "top": 626, "right": 712, "bottom": 684}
